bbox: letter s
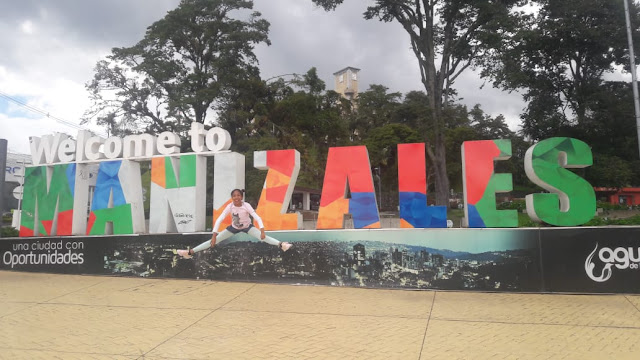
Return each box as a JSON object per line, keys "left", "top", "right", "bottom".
{"left": 525, "top": 137, "right": 595, "bottom": 226}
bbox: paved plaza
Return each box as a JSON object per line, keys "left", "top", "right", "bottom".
{"left": 0, "top": 271, "right": 639, "bottom": 359}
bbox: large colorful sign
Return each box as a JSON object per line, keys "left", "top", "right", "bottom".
{"left": 16, "top": 122, "right": 597, "bottom": 237}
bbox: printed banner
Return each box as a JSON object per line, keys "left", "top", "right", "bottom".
{"left": 1, "top": 229, "right": 541, "bottom": 291}
{"left": 0, "top": 237, "right": 104, "bottom": 274}
{"left": 539, "top": 227, "right": 640, "bottom": 293}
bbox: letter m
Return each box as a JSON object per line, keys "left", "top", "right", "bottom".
{"left": 20, "top": 164, "right": 75, "bottom": 237}
{"left": 123, "top": 134, "right": 157, "bottom": 158}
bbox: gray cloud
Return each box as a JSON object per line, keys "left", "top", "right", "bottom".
{"left": 1, "top": 0, "right": 526, "bottom": 155}
{"left": 0, "top": 0, "right": 179, "bottom": 47}
{"left": 252, "top": 0, "right": 525, "bottom": 128}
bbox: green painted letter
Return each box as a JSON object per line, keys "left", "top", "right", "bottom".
{"left": 524, "top": 137, "right": 595, "bottom": 226}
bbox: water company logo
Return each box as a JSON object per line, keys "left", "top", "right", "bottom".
{"left": 584, "top": 243, "right": 640, "bottom": 282}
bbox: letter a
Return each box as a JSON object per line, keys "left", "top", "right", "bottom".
{"left": 317, "top": 146, "right": 380, "bottom": 229}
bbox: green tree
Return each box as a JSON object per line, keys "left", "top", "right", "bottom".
{"left": 484, "top": 0, "right": 640, "bottom": 141}
{"left": 229, "top": 68, "right": 352, "bottom": 197}
{"left": 393, "top": 91, "right": 432, "bottom": 129}
{"left": 468, "top": 104, "right": 514, "bottom": 140}
{"left": 581, "top": 81, "right": 640, "bottom": 187}
{"left": 83, "top": 0, "right": 270, "bottom": 137}
{"left": 581, "top": 81, "right": 638, "bottom": 160}
{"left": 363, "top": 123, "right": 422, "bottom": 210}
{"left": 441, "top": 104, "right": 530, "bottom": 193}
{"left": 312, "top": 0, "right": 524, "bottom": 205}
{"left": 350, "top": 85, "right": 402, "bottom": 141}
{"left": 587, "top": 154, "right": 634, "bottom": 188}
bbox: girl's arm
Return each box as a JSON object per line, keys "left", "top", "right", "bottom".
{"left": 245, "top": 202, "right": 264, "bottom": 229}
{"left": 212, "top": 203, "right": 231, "bottom": 233}
{"left": 245, "top": 203, "right": 266, "bottom": 239}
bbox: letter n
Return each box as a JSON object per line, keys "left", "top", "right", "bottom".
{"left": 149, "top": 154, "right": 206, "bottom": 233}
{"left": 212, "top": 152, "right": 245, "bottom": 230}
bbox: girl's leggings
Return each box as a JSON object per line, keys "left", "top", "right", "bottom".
{"left": 192, "top": 226, "right": 280, "bottom": 253}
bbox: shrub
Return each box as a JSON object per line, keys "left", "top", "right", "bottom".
{"left": 497, "top": 199, "right": 527, "bottom": 212}
{"left": 0, "top": 227, "right": 19, "bottom": 237}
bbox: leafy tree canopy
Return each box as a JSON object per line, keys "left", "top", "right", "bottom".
{"left": 312, "top": 0, "right": 526, "bottom": 205}
{"left": 83, "top": 0, "right": 270, "bottom": 137}
{"left": 483, "top": 0, "right": 640, "bottom": 141}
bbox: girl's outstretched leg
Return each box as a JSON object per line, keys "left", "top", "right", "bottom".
{"left": 176, "top": 230, "right": 234, "bottom": 259}
{"left": 247, "top": 227, "right": 292, "bottom": 251}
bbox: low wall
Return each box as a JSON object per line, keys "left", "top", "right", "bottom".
{"left": 1, "top": 227, "right": 638, "bottom": 294}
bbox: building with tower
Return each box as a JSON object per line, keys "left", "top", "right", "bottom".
{"left": 333, "top": 66, "right": 360, "bottom": 101}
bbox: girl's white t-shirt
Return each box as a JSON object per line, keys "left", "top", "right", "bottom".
{"left": 213, "top": 201, "right": 264, "bottom": 232}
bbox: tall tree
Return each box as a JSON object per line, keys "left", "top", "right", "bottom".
{"left": 349, "top": 84, "right": 402, "bottom": 141}
{"left": 227, "top": 68, "right": 352, "bottom": 199}
{"left": 364, "top": 123, "right": 422, "bottom": 209}
{"left": 484, "top": 0, "right": 640, "bottom": 141}
{"left": 82, "top": 0, "right": 270, "bottom": 137}
{"left": 468, "top": 104, "right": 514, "bottom": 140}
{"left": 582, "top": 82, "right": 638, "bottom": 160}
{"left": 393, "top": 90, "right": 431, "bottom": 129}
{"left": 312, "top": 0, "right": 524, "bottom": 205}
{"left": 582, "top": 81, "right": 640, "bottom": 187}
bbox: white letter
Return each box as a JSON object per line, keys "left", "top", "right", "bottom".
{"left": 85, "top": 136, "right": 105, "bottom": 161}
{"left": 75, "top": 130, "right": 90, "bottom": 162}
{"left": 599, "top": 248, "right": 615, "bottom": 263}
{"left": 614, "top": 247, "right": 630, "bottom": 269}
{"left": 123, "top": 134, "right": 158, "bottom": 159}
{"left": 104, "top": 137, "right": 123, "bottom": 159}
{"left": 29, "top": 133, "right": 67, "bottom": 165}
{"left": 157, "top": 132, "right": 181, "bottom": 155}
{"left": 57, "top": 138, "right": 76, "bottom": 163}
{"left": 189, "top": 122, "right": 206, "bottom": 152}
{"left": 205, "top": 127, "right": 232, "bottom": 152}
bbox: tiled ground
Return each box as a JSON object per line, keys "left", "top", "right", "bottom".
{"left": 1, "top": 271, "right": 639, "bottom": 359}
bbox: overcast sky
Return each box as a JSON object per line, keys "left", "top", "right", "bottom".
{"left": 0, "top": 0, "right": 530, "bottom": 155}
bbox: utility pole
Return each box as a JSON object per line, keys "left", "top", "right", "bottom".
{"left": 623, "top": 0, "right": 640, "bottom": 158}
{"left": 0, "top": 139, "right": 7, "bottom": 237}
{"left": 375, "top": 167, "right": 382, "bottom": 210}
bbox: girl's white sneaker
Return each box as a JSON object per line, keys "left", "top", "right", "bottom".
{"left": 280, "top": 242, "right": 292, "bottom": 252}
{"left": 176, "top": 249, "right": 192, "bottom": 259}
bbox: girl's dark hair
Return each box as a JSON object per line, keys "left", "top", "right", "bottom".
{"left": 230, "top": 188, "right": 245, "bottom": 197}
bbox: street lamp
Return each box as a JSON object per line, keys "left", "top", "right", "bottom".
{"left": 623, "top": 0, "right": 640, "bottom": 158}
{"left": 374, "top": 166, "right": 382, "bottom": 210}
{"left": 0, "top": 139, "right": 6, "bottom": 237}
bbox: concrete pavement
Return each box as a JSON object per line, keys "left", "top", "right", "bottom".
{"left": 1, "top": 271, "right": 639, "bottom": 359}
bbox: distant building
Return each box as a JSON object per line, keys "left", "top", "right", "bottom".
{"left": 353, "top": 243, "right": 365, "bottom": 266}
{"left": 392, "top": 248, "right": 402, "bottom": 265}
{"left": 333, "top": 66, "right": 360, "bottom": 101}
{"left": 2, "top": 152, "right": 31, "bottom": 214}
{"left": 432, "top": 254, "right": 444, "bottom": 267}
{"left": 289, "top": 186, "right": 321, "bottom": 211}
{"left": 594, "top": 187, "right": 640, "bottom": 206}
{"left": 402, "top": 249, "right": 416, "bottom": 269}
{"left": 420, "top": 250, "right": 429, "bottom": 261}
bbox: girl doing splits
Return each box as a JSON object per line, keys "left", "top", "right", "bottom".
{"left": 177, "top": 189, "right": 292, "bottom": 258}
